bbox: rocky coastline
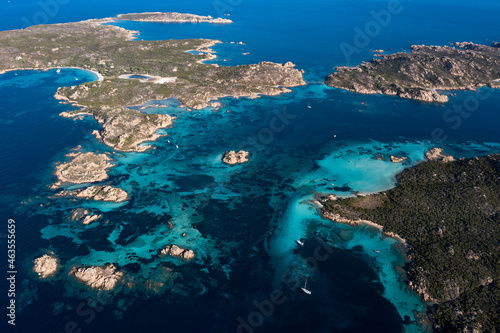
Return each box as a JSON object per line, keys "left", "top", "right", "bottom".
{"left": 322, "top": 154, "right": 500, "bottom": 331}
{"left": 62, "top": 108, "right": 173, "bottom": 152}
{"left": 325, "top": 42, "right": 500, "bottom": 103}
{"left": 424, "top": 147, "right": 455, "bottom": 162}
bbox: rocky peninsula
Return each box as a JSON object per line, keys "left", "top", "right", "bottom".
{"left": 326, "top": 42, "right": 500, "bottom": 103}
{"left": 54, "top": 152, "right": 113, "bottom": 185}
{"left": 61, "top": 108, "right": 173, "bottom": 152}
{"left": 222, "top": 150, "right": 249, "bottom": 165}
{"left": 117, "top": 12, "right": 233, "bottom": 24}
{"left": 322, "top": 154, "right": 500, "bottom": 331}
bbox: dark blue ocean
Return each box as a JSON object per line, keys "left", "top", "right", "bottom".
{"left": 1, "top": 1, "right": 500, "bottom": 332}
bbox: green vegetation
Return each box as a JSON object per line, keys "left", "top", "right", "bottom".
{"left": 323, "top": 155, "right": 500, "bottom": 332}
{"left": 325, "top": 43, "right": 500, "bottom": 103}
{"left": 0, "top": 20, "right": 304, "bottom": 110}
{"left": 0, "top": 17, "right": 304, "bottom": 151}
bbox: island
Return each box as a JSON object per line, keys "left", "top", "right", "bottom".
{"left": 222, "top": 150, "right": 250, "bottom": 165}
{"left": 0, "top": 16, "right": 305, "bottom": 152}
{"left": 53, "top": 152, "right": 114, "bottom": 186}
{"left": 57, "top": 185, "right": 129, "bottom": 202}
{"left": 389, "top": 155, "right": 407, "bottom": 163}
{"left": 33, "top": 254, "right": 59, "bottom": 279}
{"left": 160, "top": 244, "right": 196, "bottom": 262}
{"left": 116, "top": 12, "right": 233, "bottom": 24}
{"left": 69, "top": 264, "right": 124, "bottom": 291}
{"left": 321, "top": 152, "right": 500, "bottom": 332}
{"left": 325, "top": 42, "right": 500, "bottom": 103}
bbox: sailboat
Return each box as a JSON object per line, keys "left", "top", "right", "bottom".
{"left": 301, "top": 279, "right": 312, "bottom": 295}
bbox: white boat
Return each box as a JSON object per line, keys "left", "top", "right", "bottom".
{"left": 307, "top": 105, "right": 311, "bottom": 109}
{"left": 56, "top": 68, "right": 61, "bottom": 74}
{"left": 301, "top": 279, "right": 312, "bottom": 295}
{"left": 175, "top": 145, "right": 179, "bottom": 149}
{"left": 296, "top": 239, "right": 304, "bottom": 246}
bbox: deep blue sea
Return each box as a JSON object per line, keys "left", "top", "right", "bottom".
{"left": 1, "top": 1, "right": 500, "bottom": 332}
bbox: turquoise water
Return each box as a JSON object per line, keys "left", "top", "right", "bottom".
{"left": 1, "top": 1, "right": 500, "bottom": 332}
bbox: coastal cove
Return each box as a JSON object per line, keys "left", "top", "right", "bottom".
{"left": 1, "top": 1, "right": 500, "bottom": 333}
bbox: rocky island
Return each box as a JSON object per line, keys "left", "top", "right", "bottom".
{"left": 57, "top": 185, "right": 129, "bottom": 202}
{"left": 69, "top": 264, "right": 124, "bottom": 291}
{"left": 33, "top": 254, "right": 59, "bottom": 279}
{"left": 326, "top": 42, "right": 500, "bottom": 103}
{"left": 390, "top": 155, "right": 407, "bottom": 163}
{"left": 54, "top": 152, "right": 113, "bottom": 185}
{"left": 117, "top": 12, "right": 233, "bottom": 24}
{"left": 160, "top": 244, "right": 196, "bottom": 262}
{"left": 222, "top": 150, "right": 249, "bottom": 165}
{"left": 322, "top": 154, "right": 500, "bottom": 332}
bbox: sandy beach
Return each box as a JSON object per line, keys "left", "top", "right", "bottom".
{"left": 0, "top": 66, "right": 104, "bottom": 81}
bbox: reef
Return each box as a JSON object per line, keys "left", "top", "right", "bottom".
{"left": 325, "top": 42, "right": 500, "bottom": 103}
